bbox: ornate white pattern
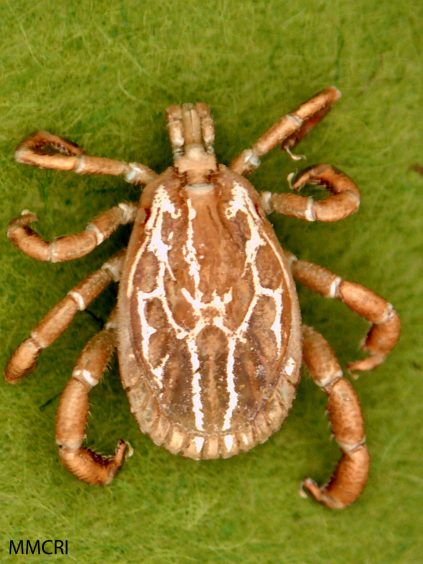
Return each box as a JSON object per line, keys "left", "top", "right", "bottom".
{"left": 128, "top": 181, "right": 286, "bottom": 432}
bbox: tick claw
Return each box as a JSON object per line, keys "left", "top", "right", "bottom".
{"left": 302, "top": 478, "right": 324, "bottom": 500}
{"left": 21, "top": 209, "right": 37, "bottom": 218}
{"left": 284, "top": 145, "right": 306, "bottom": 161}
{"left": 299, "top": 482, "right": 309, "bottom": 499}
{"left": 300, "top": 478, "right": 319, "bottom": 499}
{"left": 287, "top": 171, "right": 297, "bottom": 190}
{"left": 123, "top": 440, "right": 134, "bottom": 459}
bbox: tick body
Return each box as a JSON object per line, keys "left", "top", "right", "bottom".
{"left": 119, "top": 164, "right": 301, "bottom": 459}
{"left": 5, "top": 88, "right": 400, "bottom": 508}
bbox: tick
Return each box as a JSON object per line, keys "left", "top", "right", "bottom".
{"left": 5, "top": 88, "right": 400, "bottom": 508}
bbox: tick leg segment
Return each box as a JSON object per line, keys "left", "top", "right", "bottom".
{"left": 301, "top": 325, "right": 369, "bottom": 509}
{"left": 15, "top": 131, "right": 157, "bottom": 185}
{"left": 56, "top": 308, "right": 129, "bottom": 485}
{"left": 230, "top": 87, "right": 341, "bottom": 175}
{"left": 288, "top": 254, "right": 400, "bottom": 371}
{"left": 8, "top": 203, "right": 140, "bottom": 262}
{"left": 4, "top": 250, "right": 125, "bottom": 383}
{"left": 261, "top": 164, "right": 360, "bottom": 222}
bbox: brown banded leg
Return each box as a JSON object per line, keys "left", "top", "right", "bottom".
{"left": 260, "top": 164, "right": 360, "bottom": 222}
{"left": 15, "top": 131, "right": 157, "bottom": 185}
{"left": 56, "top": 309, "right": 129, "bottom": 485}
{"left": 288, "top": 253, "right": 400, "bottom": 372}
{"left": 8, "top": 203, "right": 140, "bottom": 262}
{"left": 230, "top": 87, "right": 341, "bottom": 175}
{"left": 4, "top": 250, "right": 125, "bottom": 383}
{"left": 301, "top": 325, "right": 369, "bottom": 509}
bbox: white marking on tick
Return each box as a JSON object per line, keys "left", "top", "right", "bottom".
{"left": 285, "top": 357, "right": 296, "bottom": 376}
{"left": 220, "top": 181, "right": 289, "bottom": 428}
{"left": 186, "top": 183, "right": 214, "bottom": 194}
{"left": 188, "top": 337, "right": 204, "bottom": 431}
{"left": 244, "top": 150, "right": 260, "bottom": 168}
{"left": 287, "top": 113, "right": 303, "bottom": 127}
{"left": 382, "top": 303, "right": 396, "bottom": 322}
{"left": 318, "top": 369, "right": 343, "bottom": 389}
{"left": 328, "top": 276, "right": 342, "bottom": 298}
{"left": 127, "top": 185, "right": 181, "bottom": 297}
{"left": 102, "top": 259, "right": 122, "bottom": 282}
{"left": 183, "top": 200, "right": 201, "bottom": 288}
{"left": 135, "top": 293, "right": 170, "bottom": 389}
{"left": 118, "top": 202, "right": 137, "bottom": 223}
{"left": 68, "top": 290, "right": 86, "bottom": 311}
{"left": 193, "top": 436, "right": 205, "bottom": 453}
{"left": 224, "top": 434, "right": 234, "bottom": 452}
{"left": 86, "top": 223, "right": 105, "bottom": 244}
{"left": 75, "top": 156, "right": 86, "bottom": 173}
{"left": 130, "top": 180, "right": 291, "bottom": 433}
{"left": 305, "top": 197, "right": 316, "bottom": 221}
{"left": 125, "top": 163, "right": 144, "bottom": 184}
{"left": 260, "top": 191, "right": 273, "bottom": 214}
{"left": 73, "top": 368, "right": 98, "bottom": 387}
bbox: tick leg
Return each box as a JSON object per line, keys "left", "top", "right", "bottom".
{"left": 260, "top": 164, "right": 360, "bottom": 222}
{"left": 56, "top": 308, "right": 129, "bottom": 485}
{"left": 4, "top": 250, "right": 125, "bottom": 383}
{"left": 301, "top": 325, "right": 369, "bottom": 509}
{"left": 288, "top": 253, "right": 400, "bottom": 372}
{"left": 15, "top": 131, "right": 157, "bottom": 185}
{"left": 230, "top": 87, "right": 341, "bottom": 175}
{"left": 8, "top": 203, "right": 140, "bottom": 262}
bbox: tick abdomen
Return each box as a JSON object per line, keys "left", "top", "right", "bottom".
{"left": 118, "top": 167, "right": 302, "bottom": 459}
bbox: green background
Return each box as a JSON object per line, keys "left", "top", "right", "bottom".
{"left": 1, "top": 1, "right": 422, "bottom": 562}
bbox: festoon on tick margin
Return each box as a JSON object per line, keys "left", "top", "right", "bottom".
{"left": 5, "top": 87, "right": 400, "bottom": 509}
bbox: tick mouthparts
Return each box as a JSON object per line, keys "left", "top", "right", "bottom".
{"left": 167, "top": 102, "right": 215, "bottom": 159}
